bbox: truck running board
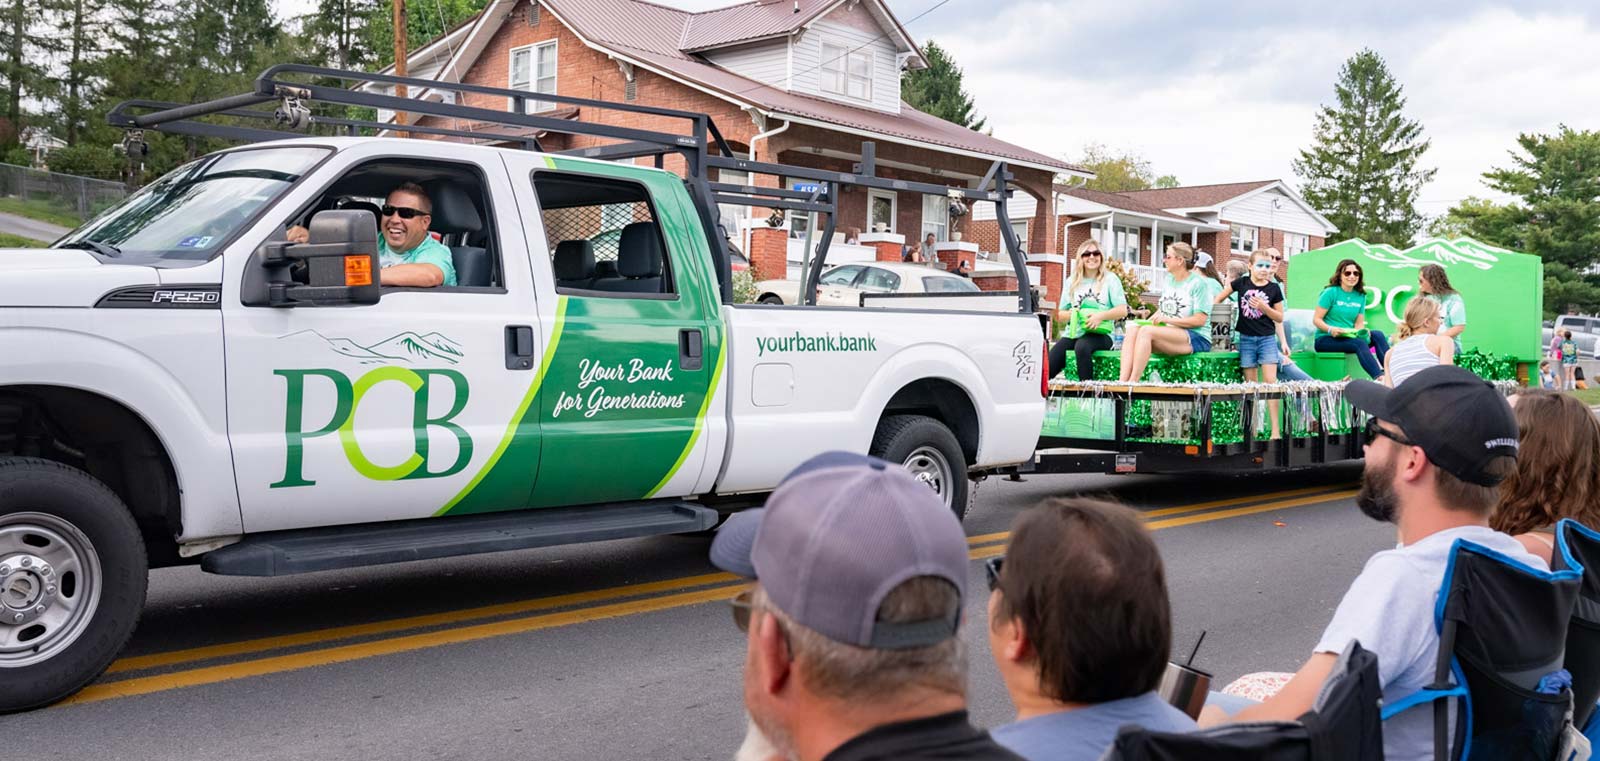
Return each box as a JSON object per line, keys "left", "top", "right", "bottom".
{"left": 200, "top": 501, "right": 721, "bottom": 576}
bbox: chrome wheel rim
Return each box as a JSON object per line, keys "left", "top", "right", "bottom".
{"left": 0, "top": 512, "right": 101, "bottom": 668}
{"left": 903, "top": 446, "right": 954, "bottom": 510}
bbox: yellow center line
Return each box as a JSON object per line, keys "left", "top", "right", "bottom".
{"left": 85, "top": 484, "right": 1357, "bottom": 704}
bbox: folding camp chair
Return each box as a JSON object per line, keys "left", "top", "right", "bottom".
{"left": 1552, "top": 518, "right": 1600, "bottom": 735}
{"left": 1104, "top": 640, "right": 1383, "bottom": 761}
{"left": 1383, "top": 538, "right": 1582, "bottom": 761}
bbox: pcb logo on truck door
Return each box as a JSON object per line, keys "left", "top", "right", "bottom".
{"left": 270, "top": 330, "right": 473, "bottom": 488}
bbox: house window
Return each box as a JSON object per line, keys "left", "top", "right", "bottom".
{"left": 868, "top": 189, "right": 896, "bottom": 233}
{"left": 1231, "top": 224, "right": 1258, "bottom": 254}
{"left": 509, "top": 40, "right": 558, "bottom": 113}
{"left": 821, "top": 41, "right": 872, "bottom": 101}
{"left": 1008, "top": 220, "right": 1029, "bottom": 254}
{"left": 1284, "top": 232, "right": 1309, "bottom": 256}
{"left": 921, "top": 194, "right": 948, "bottom": 243}
{"left": 1091, "top": 222, "right": 1141, "bottom": 265}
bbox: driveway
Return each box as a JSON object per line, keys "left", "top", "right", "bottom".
{"left": 0, "top": 210, "right": 70, "bottom": 242}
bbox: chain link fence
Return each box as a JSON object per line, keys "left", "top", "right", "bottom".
{"left": 0, "top": 163, "right": 127, "bottom": 226}
{"left": 541, "top": 201, "right": 654, "bottom": 262}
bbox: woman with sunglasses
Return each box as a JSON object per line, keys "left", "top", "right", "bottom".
{"left": 1050, "top": 240, "right": 1129, "bottom": 381}
{"left": 1119, "top": 242, "right": 1213, "bottom": 382}
{"left": 1312, "top": 259, "right": 1389, "bottom": 379}
{"left": 1213, "top": 249, "right": 1285, "bottom": 437}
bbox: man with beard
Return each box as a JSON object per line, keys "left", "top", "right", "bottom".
{"left": 1198, "top": 365, "right": 1537, "bottom": 761}
{"left": 711, "top": 451, "right": 1022, "bottom": 761}
{"left": 288, "top": 182, "right": 457, "bottom": 287}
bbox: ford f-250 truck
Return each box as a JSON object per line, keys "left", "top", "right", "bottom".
{"left": 0, "top": 66, "right": 1047, "bottom": 710}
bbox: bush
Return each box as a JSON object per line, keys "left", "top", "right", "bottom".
{"left": 1, "top": 145, "right": 31, "bottom": 168}
{"left": 731, "top": 268, "right": 759, "bottom": 304}
{"left": 43, "top": 144, "right": 122, "bottom": 179}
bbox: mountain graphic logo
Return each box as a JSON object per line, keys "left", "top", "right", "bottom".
{"left": 281, "top": 329, "right": 465, "bottom": 365}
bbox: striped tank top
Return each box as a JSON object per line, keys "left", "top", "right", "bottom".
{"left": 1388, "top": 335, "right": 1439, "bottom": 385}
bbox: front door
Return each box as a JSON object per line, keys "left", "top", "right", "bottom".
{"left": 223, "top": 146, "right": 544, "bottom": 533}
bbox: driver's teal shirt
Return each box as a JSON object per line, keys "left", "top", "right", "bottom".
{"left": 380, "top": 235, "right": 457, "bottom": 286}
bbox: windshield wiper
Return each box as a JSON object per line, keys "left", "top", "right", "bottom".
{"left": 57, "top": 240, "right": 123, "bottom": 258}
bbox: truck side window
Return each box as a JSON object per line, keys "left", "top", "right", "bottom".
{"left": 533, "top": 173, "right": 675, "bottom": 298}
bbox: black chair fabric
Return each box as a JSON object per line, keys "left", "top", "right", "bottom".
{"left": 553, "top": 240, "right": 596, "bottom": 290}
{"left": 593, "top": 222, "right": 664, "bottom": 293}
{"left": 424, "top": 182, "right": 483, "bottom": 234}
{"left": 450, "top": 246, "right": 490, "bottom": 287}
{"left": 1106, "top": 642, "right": 1383, "bottom": 761}
{"left": 1553, "top": 519, "right": 1600, "bottom": 730}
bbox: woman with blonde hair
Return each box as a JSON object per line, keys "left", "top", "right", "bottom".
{"left": 1382, "top": 297, "right": 1454, "bottom": 386}
{"left": 1050, "top": 239, "right": 1130, "bottom": 380}
{"left": 1119, "top": 242, "right": 1214, "bottom": 382}
{"left": 1491, "top": 390, "right": 1600, "bottom": 565}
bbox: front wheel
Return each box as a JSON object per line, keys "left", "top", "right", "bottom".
{"left": 869, "top": 415, "right": 972, "bottom": 520}
{"left": 0, "top": 458, "right": 148, "bottom": 712}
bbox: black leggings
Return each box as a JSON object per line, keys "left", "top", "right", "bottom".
{"left": 1049, "top": 333, "right": 1115, "bottom": 381}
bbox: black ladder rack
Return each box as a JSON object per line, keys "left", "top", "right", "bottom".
{"left": 108, "top": 64, "right": 1036, "bottom": 312}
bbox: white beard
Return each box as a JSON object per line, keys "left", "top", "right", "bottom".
{"left": 735, "top": 714, "right": 792, "bottom": 761}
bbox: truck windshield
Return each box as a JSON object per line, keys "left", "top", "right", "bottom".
{"left": 53, "top": 146, "right": 330, "bottom": 264}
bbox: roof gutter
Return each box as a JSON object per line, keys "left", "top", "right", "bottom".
{"left": 742, "top": 111, "right": 792, "bottom": 252}
{"left": 769, "top": 111, "right": 1092, "bottom": 179}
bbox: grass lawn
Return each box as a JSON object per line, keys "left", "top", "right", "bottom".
{"left": 1572, "top": 386, "right": 1600, "bottom": 407}
{"left": 0, "top": 232, "right": 46, "bottom": 248}
{"left": 0, "top": 196, "right": 83, "bottom": 228}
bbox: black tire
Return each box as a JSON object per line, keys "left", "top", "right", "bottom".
{"left": 758, "top": 295, "right": 784, "bottom": 305}
{"left": 869, "top": 415, "right": 972, "bottom": 520}
{"left": 0, "top": 457, "right": 148, "bottom": 712}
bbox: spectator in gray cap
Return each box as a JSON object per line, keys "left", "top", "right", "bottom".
{"left": 711, "top": 451, "right": 1022, "bottom": 761}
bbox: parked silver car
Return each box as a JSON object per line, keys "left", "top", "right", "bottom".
{"left": 754, "top": 261, "right": 978, "bottom": 306}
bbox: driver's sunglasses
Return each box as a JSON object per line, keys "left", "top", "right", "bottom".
{"left": 381, "top": 205, "right": 429, "bottom": 220}
{"left": 1364, "top": 418, "right": 1417, "bottom": 447}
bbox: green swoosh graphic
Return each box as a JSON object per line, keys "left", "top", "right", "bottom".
{"left": 645, "top": 331, "right": 727, "bottom": 498}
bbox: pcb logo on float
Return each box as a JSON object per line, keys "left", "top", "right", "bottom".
{"left": 269, "top": 330, "right": 473, "bottom": 488}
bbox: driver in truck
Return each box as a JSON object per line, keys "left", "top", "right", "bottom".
{"left": 287, "top": 182, "right": 457, "bottom": 287}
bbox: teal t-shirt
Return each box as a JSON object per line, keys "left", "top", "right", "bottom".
{"left": 1429, "top": 292, "right": 1465, "bottom": 331}
{"left": 1065, "top": 274, "right": 1128, "bottom": 337}
{"left": 1156, "top": 272, "right": 1214, "bottom": 339}
{"left": 1316, "top": 285, "right": 1366, "bottom": 338}
{"left": 380, "top": 235, "right": 457, "bottom": 286}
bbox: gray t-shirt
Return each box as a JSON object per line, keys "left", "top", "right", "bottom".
{"left": 1314, "top": 525, "right": 1547, "bottom": 761}
{"left": 991, "top": 692, "right": 1197, "bottom": 760}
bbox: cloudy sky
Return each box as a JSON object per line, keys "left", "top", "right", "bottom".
{"left": 279, "top": 0, "right": 1598, "bottom": 218}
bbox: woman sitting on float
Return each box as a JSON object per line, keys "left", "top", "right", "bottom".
{"left": 1119, "top": 242, "right": 1214, "bottom": 382}
{"left": 1050, "top": 240, "right": 1130, "bottom": 381}
{"left": 1312, "top": 258, "right": 1390, "bottom": 380}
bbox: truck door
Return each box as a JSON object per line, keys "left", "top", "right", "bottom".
{"left": 222, "top": 147, "right": 545, "bottom": 533}
{"left": 504, "top": 155, "right": 724, "bottom": 507}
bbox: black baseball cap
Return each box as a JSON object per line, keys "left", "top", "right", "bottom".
{"left": 1344, "top": 365, "right": 1519, "bottom": 486}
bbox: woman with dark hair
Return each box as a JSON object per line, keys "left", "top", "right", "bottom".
{"left": 1491, "top": 390, "right": 1600, "bottom": 565}
{"left": 1418, "top": 264, "right": 1465, "bottom": 351}
{"left": 1312, "top": 259, "right": 1390, "bottom": 379}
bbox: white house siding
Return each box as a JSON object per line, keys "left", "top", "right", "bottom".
{"left": 703, "top": 40, "right": 790, "bottom": 88}
{"left": 1220, "top": 189, "right": 1326, "bottom": 236}
{"left": 791, "top": 6, "right": 901, "bottom": 114}
{"left": 970, "top": 194, "right": 1038, "bottom": 221}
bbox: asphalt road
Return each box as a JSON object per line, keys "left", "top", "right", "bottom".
{"left": 6, "top": 466, "right": 1391, "bottom": 760}
{"left": 0, "top": 211, "right": 69, "bottom": 243}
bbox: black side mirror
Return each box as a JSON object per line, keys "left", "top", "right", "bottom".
{"left": 244, "top": 210, "right": 380, "bottom": 307}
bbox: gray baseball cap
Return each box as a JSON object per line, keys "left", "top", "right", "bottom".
{"left": 709, "top": 451, "right": 968, "bottom": 649}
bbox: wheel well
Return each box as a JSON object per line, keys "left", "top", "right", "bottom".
{"left": 0, "top": 386, "right": 184, "bottom": 567}
{"left": 880, "top": 379, "right": 979, "bottom": 466}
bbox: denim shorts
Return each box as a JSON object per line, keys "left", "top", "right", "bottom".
{"left": 1237, "top": 334, "right": 1279, "bottom": 368}
{"left": 1187, "top": 330, "right": 1213, "bottom": 354}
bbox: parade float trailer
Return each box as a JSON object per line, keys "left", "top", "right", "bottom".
{"left": 1026, "top": 236, "right": 1537, "bottom": 475}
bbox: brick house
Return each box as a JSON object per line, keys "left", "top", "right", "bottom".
{"left": 970, "top": 179, "right": 1336, "bottom": 300}
{"left": 368, "top": 0, "right": 1090, "bottom": 299}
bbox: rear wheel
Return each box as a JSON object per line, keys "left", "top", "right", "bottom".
{"left": 0, "top": 458, "right": 147, "bottom": 712}
{"left": 869, "top": 415, "right": 972, "bottom": 520}
{"left": 758, "top": 295, "right": 783, "bottom": 305}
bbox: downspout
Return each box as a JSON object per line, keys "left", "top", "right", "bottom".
{"left": 743, "top": 110, "right": 791, "bottom": 256}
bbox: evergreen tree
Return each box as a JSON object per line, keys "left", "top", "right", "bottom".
{"left": 39, "top": 0, "right": 107, "bottom": 144}
{"left": 1293, "top": 49, "right": 1435, "bottom": 246}
{"left": 305, "top": 0, "right": 381, "bottom": 71}
{"left": 0, "top": 0, "right": 47, "bottom": 145}
{"left": 363, "top": 0, "right": 486, "bottom": 69}
{"left": 900, "top": 40, "right": 985, "bottom": 132}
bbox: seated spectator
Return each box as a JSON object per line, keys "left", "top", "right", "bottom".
{"left": 1312, "top": 259, "right": 1388, "bottom": 380}
{"left": 1383, "top": 297, "right": 1454, "bottom": 386}
{"left": 1119, "top": 242, "right": 1213, "bottom": 382}
{"left": 1491, "top": 390, "right": 1600, "bottom": 565}
{"left": 1200, "top": 366, "right": 1536, "bottom": 761}
{"left": 711, "top": 451, "right": 1022, "bottom": 761}
{"left": 987, "top": 497, "right": 1196, "bottom": 760}
{"left": 1050, "top": 240, "right": 1129, "bottom": 382}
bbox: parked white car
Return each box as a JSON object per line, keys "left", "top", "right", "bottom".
{"left": 755, "top": 261, "right": 980, "bottom": 306}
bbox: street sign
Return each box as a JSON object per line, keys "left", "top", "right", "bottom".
{"left": 791, "top": 182, "right": 822, "bottom": 195}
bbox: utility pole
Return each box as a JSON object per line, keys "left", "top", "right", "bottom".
{"left": 393, "top": 0, "right": 408, "bottom": 133}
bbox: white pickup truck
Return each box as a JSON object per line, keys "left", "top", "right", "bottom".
{"left": 0, "top": 70, "right": 1048, "bottom": 711}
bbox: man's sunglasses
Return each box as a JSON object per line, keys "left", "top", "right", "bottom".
{"left": 1364, "top": 417, "right": 1417, "bottom": 447}
{"left": 985, "top": 556, "right": 1004, "bottom": 591}
{"left": 381, "top": 205, "right": 429, "bottom": 219}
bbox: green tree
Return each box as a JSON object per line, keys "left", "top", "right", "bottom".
{"left": 363, "top": 0, "right": 485, "bottom": 70}
{"left": 39, "top": 0, "right": 106, "bottom": 144}
{"left": 1442, "top": 126, "right": 1600, "bottom": 317}
{"left": 0, "top": 0, "right": 47, "bottom": 144}
{"left": 900, "top": 40, "right": 986, "bottom": 131}
{"left": 304, "top": 0, "right": 381, "bottom": 71}
{"left": 1293, "top": 49, "right": 1435, "bottom": 246}
{"left": 1074, "top": 143, "right": 1179, "bottom": 193}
